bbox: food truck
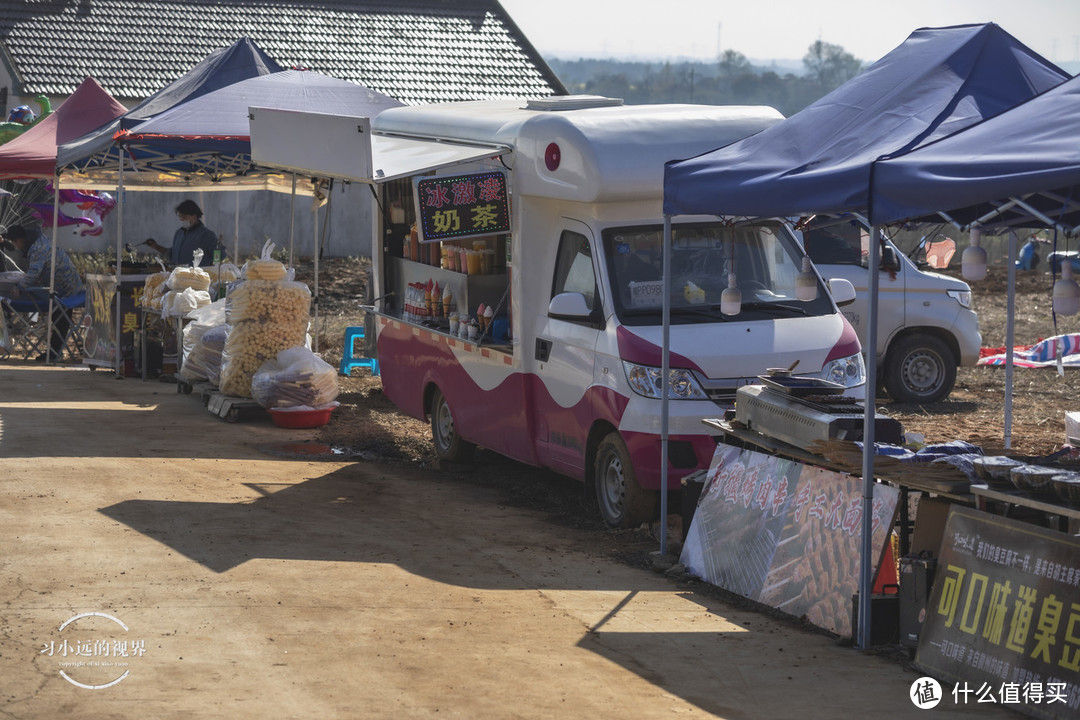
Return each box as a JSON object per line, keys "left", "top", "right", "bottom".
{"left": 251, "top": 96, "right": 866, "bottom": 527}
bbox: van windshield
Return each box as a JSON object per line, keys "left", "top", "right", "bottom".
{"left": 603, "top": 220, "right": 835, "bottom": 326}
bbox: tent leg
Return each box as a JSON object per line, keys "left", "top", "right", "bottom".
{"left": 1004, "top": 231, "right": 1017, "bottom": 449}
{"left": 659, "top": 215, "right": 672, "bottom": 557}
{"left": 46, "top": 178, "right": 60, "bottom": 364}
{"left": 289, "top": 174, "right": 297, "bottom": 267}
{"left": 312, "top": 194, "right": 319, "bottom": 353}
{"left": 857, "top": 225, "right": 881, "bottom": 651}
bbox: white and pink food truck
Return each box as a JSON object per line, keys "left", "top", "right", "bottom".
{"left": 253, "top": 96, "right": 866, "bottom": 527}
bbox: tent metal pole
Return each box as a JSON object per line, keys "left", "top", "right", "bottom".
{"left": 1004, "top": 230, "right": 1017, "bottom": 449}
{"left": 289, "top": 173, "right": 297, "bottom": 267}
{"left": 234, "top": 192, "right": 240, "bottom": 261}
{"left": 660, "top": 215, "right": 672, "bottom": 556}
{"left": 115, "top": 164, "right": 125, "bottom": 379}
{"left": 313, "top": 194, "right": 319, "bottom": 353}
{"left": 857, "top": 224, "right": 881, "bottom": 651}
{"left": 45, "top": 177, "right": 60, "bottom": 364}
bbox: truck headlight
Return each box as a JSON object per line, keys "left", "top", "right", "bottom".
{"left": 947, "top": 289, "right": 972, "bottom": 308}
{"left": 818, "top": 352, "right": 865, "bottom": 388}
{"left": 623, "top": 362, "right": 708, "bottom": 399}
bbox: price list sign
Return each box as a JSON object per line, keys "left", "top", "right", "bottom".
{"left": 414, "top": 171, "right": 511, "bottom": 243}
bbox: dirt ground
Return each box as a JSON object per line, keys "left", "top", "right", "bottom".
{"left": 0, "top": 255, "right": 1060, "bottom": 719}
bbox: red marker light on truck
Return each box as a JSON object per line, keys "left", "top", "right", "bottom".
{"left": 545, "top": 143, "right": 561, "bottom": 171}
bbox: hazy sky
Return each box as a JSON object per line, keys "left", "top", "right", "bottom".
{"left": 498, "top": 0, "right": 1080, "bottom": 66}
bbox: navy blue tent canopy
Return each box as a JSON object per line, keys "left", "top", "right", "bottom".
{"left": 116, "top": 69, "right": 403, "bottom": 180}
{"left": 662, "top": 23, "right": 1069, "bottom": 219}
{"left": 871, "top": 72, "right": 1080, "bottom": 233}
{"left": 57, "top": 37, "right": 283, "bottom": 173}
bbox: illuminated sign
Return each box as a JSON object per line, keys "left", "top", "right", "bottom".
{"left": 414, "top": 171, "right": 511, "bottom": 243}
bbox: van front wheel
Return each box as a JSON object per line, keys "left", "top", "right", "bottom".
{"left": 594, "top": 433, "right": 656, "bottom": 528}
{"left": 883, "top": 334, "right": 956, "bottom": 404}
{"left": 430, "top": 387, "right": 474, "bottom": 462}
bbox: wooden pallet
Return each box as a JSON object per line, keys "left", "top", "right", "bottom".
{"left": 195, "top": 382, "right": 267, "bottom": 423}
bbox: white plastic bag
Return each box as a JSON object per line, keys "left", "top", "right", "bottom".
{"left": 167, "top": 264, "right": 211, "bottom": 292}
{"left": 165, "top": 286, "right": 211, "bottom": 318}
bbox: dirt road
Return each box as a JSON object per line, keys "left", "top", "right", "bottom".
{"left": 0, "top": 365, "right": 1011, "bottom": 719}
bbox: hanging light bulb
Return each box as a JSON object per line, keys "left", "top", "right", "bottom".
{"left": 961, "top": 226, "right": 988, "bottom": 281}
{"left": 796, "top": 256, "right": 817, "bottom": 301}
{"left": 720, "top": 272, "right": 742, "bottom": 315}
{"left": 1053, "top": 260, "right": 1080, "bottom": 316}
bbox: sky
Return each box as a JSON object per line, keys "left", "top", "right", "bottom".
{"left": 498, "top": 0, "right": 1080, "bottom": 67}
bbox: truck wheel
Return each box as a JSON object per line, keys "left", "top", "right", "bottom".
{"left": 594, "top": 432, "right": 656, "bottom": 528}
{"left": 430, "top": 387, "right": 474, "bottom": 462}
{"left": 883, "top": 334, "right": 956, "bottom": 404}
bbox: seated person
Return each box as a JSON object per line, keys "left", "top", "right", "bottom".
{"left": 4, "top": 223, "right": 83, "bottom": 362}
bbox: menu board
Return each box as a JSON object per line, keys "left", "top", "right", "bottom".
{"left": 916, "top": 505, "right": 1080, "bottom": 719}
{"left": 681, "top": 444, "right": 899, "bottom": 637}
{"left": 415, "top": 171, "right": 511, "bottom": 243}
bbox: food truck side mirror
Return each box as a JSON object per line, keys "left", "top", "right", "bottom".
{"left": 548, "top": 292, "right": 597, "bottom": 322}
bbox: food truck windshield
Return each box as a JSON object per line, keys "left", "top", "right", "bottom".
{"left": 603, "top": 219, "right": 834, "bottom": 326}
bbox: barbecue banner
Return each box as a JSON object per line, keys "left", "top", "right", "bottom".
{"left": 915, "top": 505, "right": 1080, "bottom": 719}
{"left": 681, "top": 443, "right": 899, "bottom": 637}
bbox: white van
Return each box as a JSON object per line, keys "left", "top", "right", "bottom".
{"left": 253, "top": 97, "right": 866, "bottom": 527}
{"left": 798, "top": 215, "right": 980, "bottom": 403}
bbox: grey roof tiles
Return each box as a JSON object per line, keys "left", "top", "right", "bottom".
{"left": 0, "top": 0, "right": 564, "bottom": 103}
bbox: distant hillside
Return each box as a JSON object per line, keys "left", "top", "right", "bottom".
{"left": 546, "top": 54, "right": 1077, "bottom": 116}
{"left": 546, "top": 51, "right": 860, "bottom": 116}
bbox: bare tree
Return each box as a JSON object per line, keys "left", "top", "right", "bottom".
{"left": 803, "top": 40, "right": 863, "bottom": 89}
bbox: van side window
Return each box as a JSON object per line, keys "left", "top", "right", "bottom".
{"left": 552, "top": 231, "right": 599, "bottom": 310}
{"left": 805, "top": 226, "right": 863, "bottom": 265}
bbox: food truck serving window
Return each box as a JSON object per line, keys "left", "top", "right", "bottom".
{"left": 414, "top": 171, "right": 511, "bottom": 243}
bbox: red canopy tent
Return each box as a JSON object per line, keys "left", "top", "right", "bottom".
{"left": 0, "top": 77, "right": 127, "bottom": 179}
{"left": 0, "top": 77, "right": 128, "bottom": 364}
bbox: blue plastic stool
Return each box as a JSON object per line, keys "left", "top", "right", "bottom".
{"left": 340, "top": 325, "right": 379, "bottom": 376}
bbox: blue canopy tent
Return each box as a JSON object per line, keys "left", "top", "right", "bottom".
{"left": 661, "top": 23, "right": 1069, "bottom": 649}
{"left": 112, "top": 69, "right": 404, "bottom": 348}
{"left": 870, "top": 73, "right": 1080, "bottom": 234}
{"left": 114, "top": 69, "right": 403, "bottom": 180}
{"left": 53, "top": 38, "right": 283, "bottom": 377}
{"left": 56, "top": 37, "right": 283, "bottom": 176}
{"left": 871, "top": 72, "right": 1080, "bottom": 455}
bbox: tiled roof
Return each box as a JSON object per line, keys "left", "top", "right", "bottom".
{"left": 0, "top": 0, "right": 565, "bottom": 104}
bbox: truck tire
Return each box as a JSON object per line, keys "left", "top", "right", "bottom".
{"left": 594, "top": 432, "right": 657, "bottom": 528}
{"left": 430, "top": 387, "right": 474, "bottom": 462}
{"left": 883, "top": 334, "right": 956, "bottom": 404}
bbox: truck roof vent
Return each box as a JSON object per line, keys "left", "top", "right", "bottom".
{"left": 526, "top": 95, "right": 624, "bottom": 111}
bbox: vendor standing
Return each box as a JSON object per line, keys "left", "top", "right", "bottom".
{"left": 4, "top": 222, "right": 84, "bottom": 362}
{"left": 146, "top": 200, "right": 224, "bottom": 267}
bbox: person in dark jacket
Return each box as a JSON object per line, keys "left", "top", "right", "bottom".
{"left": 146, "top": 199, "right": 224, "bottom": 267}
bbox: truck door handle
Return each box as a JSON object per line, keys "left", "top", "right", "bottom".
{"left": 535, "top": 338, "right": 552, "bottom": 362}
